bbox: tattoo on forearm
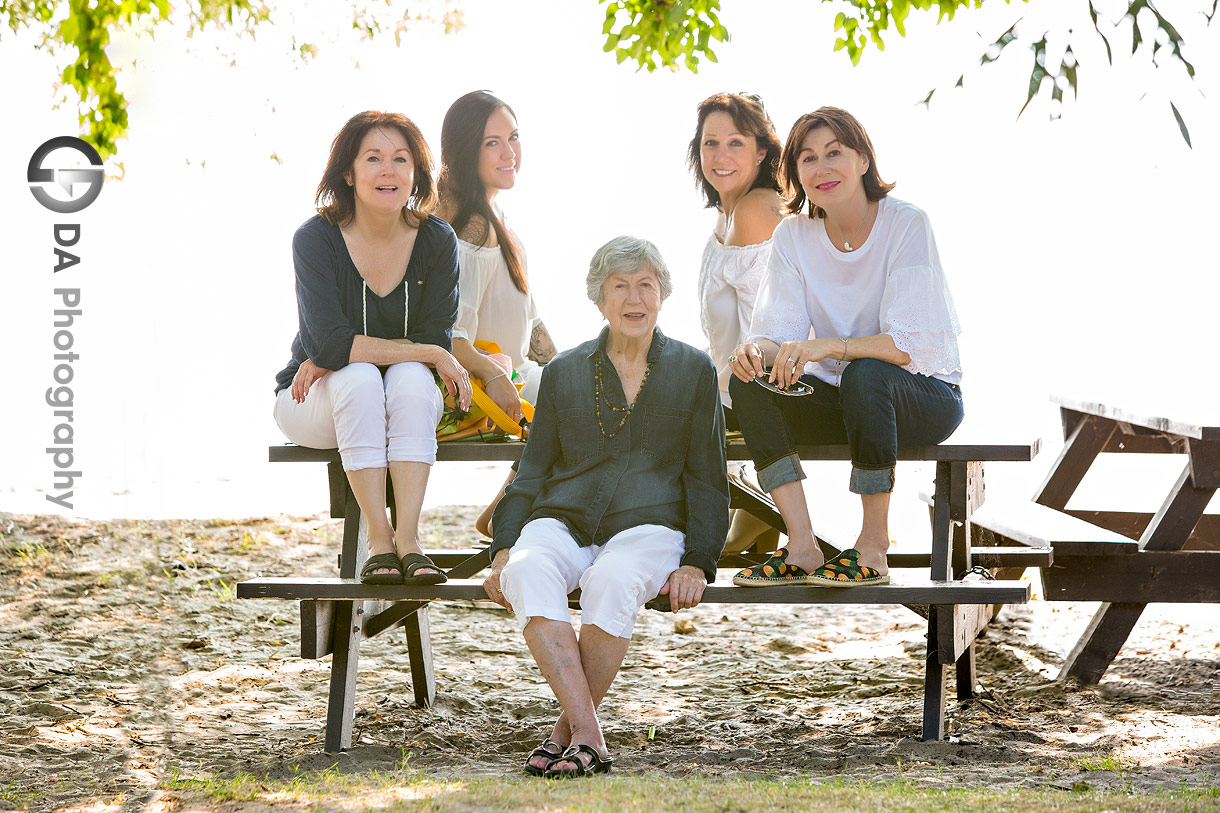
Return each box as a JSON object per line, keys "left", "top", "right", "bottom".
{"left": 528, "top": 322, "right": 558, "bottom": 364}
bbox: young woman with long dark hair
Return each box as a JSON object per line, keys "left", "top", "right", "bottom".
{"left": 437, "top": 90, "right": 559, "bottom": 536}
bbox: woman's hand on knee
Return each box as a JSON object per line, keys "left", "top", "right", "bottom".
{"left": 434, "top": 350, "right": 473, "bottom": 412}
{"left": 771, "top": 339, "right": 831, "bottom": 388}
{"left": 291, "top": 359, "right": 330, "bottom": 403}
{"left": 482, "top": 548, "right": 513, "bottom": 611}
{"left": 659, "top": 565, "right": 706, "bottom": 612}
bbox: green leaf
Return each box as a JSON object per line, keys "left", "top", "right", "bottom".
{"left": 1170, "top": 101, "right": 1191, "bottom": 148}
{"left": 1088, "top": 1, "right": 1113, "bottom": 65}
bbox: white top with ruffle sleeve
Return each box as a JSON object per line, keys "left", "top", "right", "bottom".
{"left": 698, "top": 234, "right": 772, "bottom": 407}
{"left": 747, "top": 196, "right": 962, "bottom": 386}
{"left": 450, "top": 234, "right": 544, "bottom": 402}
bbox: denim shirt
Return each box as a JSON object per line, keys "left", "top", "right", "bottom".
{"left": 490, "top": 326, "right": 730, "bottom": 582}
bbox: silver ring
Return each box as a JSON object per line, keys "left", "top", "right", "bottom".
{"left": 728, "top": 354, "right": 737, "bottom": 363}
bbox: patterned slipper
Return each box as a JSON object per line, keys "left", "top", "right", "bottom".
{"left": 732, "top": 548, "right": 814, "bottom": 587}
{"left": 807, "top": 549, "right": 890, "bottom": 588}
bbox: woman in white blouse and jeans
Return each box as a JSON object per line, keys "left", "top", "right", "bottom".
{"left": 437, "top": 91, "right": 560, "bottom": 537}
{"left": 689, "top": 92, "right": 787, "bottom": 553}
{"left": 728, "top": 107, "right": 963, "bottom": 588}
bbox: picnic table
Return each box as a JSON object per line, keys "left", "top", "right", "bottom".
{"left": 1028, "top": 395, "right": 1220, "bottom": 684}
{"left": 240, "top": 430, "right": 1041, "bottom": 751}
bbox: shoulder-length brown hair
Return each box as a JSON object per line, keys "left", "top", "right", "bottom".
{"left": 315, "top": 111, "right": 437, "bottom": 228}
{"left": 779, "top": 107, "right": 895, "bottom": 219}
{"left": 437, "top": 90, "right": 528, "bottom": 295}
{"left": 687, "top": 92, "right": 783, "bottom": 209}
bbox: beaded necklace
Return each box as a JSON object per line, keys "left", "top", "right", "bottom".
{"left": 593, "top": 355, "right": 654, "bottom": 439}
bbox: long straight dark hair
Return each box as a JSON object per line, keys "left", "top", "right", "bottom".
{"left": 438, "top": 91, "right": 527, "bottom": 295}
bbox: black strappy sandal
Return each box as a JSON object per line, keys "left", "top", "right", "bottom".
{"left": 360, "top": 552, "right": 404, "bottom": 585}
{"left": 399, "top": 552, "right": 447, "bottom": 586}
{"left": 523, "top": 738, "right": 564, "bottom": 776}
{"left": 543, "top": 744, "right": 613, "bottom": 778}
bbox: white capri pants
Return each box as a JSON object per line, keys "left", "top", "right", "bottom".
{"left": 499, "top": 518, "right": 685, "bottom": 640}
{"left": 274, "top": 361, "right": 443, "bottom": 471}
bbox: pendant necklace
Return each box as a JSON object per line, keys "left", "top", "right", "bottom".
{"left": 832, "top": 201, "right": 875, "bottom": 251}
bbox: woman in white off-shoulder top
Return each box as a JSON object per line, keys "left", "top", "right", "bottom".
{"left": 728, "top": 107, "right": 964, "bottom": 589}
{"left": 688, "top": 92, "right": 788, "bottom": 553}
{"left": 437, "top": 91, "right": 560, "bottom": 537}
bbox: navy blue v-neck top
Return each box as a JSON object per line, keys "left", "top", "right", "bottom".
{"left": 275, "top": 214, "right": 460, "bottom": 393}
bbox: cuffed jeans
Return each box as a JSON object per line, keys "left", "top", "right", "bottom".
{"left": 727, "top": 359, "right": 964, "bottom": 495}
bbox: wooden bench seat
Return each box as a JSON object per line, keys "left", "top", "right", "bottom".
{"left": 238, "top": 575, "right": 1032, "bottom": 605}
{"left": 244, "top": 435, "right": 1041, "bottom": 751}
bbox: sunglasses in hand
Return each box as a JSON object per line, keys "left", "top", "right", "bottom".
{"left": 754, "top": 367, "right": 815, "bottom": 396}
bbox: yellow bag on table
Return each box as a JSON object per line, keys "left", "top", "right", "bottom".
{"left": 436, "top": 340, "right": 534, "bottom": 442}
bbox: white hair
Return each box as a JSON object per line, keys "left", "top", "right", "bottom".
{"left": 586, "top": 236, "right": 673, "bottom": 305}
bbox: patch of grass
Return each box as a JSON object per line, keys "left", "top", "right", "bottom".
{"left": 10, "top": 538, "right": 49, "bottom": 561}
{"left": 1074, "top": 750, "right": 1125, "bottom": 772}
{"left": 202, "top": 578, "right": 236, "bottom": 602}
{"left": 0, "top": 782, "right": 38, "bottom": 806}
{"left": 235, "top": 531, "right": 262, "bottom": 552}
{"left": 156, "top": 769, "right": 1220, "bottom": 812}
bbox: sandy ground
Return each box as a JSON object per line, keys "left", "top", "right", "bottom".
{"left": 0, "top": 508, "right": 1217, "bottom": 811}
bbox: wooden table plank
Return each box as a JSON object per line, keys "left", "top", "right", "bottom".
{"left": 1052, "top": 394, "right": 1217, "bottom": 441}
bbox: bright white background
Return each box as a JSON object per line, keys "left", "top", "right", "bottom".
{"left": 1, "top": 0, "right": 1217, "bottom": 527}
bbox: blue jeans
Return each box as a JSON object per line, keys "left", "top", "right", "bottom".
{"left": 727, "top": 359, "right": 964, "bottom": 495}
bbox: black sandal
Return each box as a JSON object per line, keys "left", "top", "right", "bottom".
{"left": 543, "top": 744, "right": 613, "bottom": 778}
{"left": 523, "top": 738, "right": 564, "bottom": 776}
{"left": 360, "top": 552, "right": 404, "bottom": 585}
{"left": 399, "top": 552, "right": 447, "bottom": 586}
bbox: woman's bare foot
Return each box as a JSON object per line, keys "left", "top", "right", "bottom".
{"left": 777, "top": 535, "right": 825, "bottom": 574}
{"left": 366, "top": 533, "right": 400, "bottom": 578}
{"left": 849, "top": 533, "right": 890, "bottom": 575}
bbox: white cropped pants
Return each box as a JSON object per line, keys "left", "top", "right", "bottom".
{"left": 499, "top": 518, "right": 684, "bottom": 640}
{"left": 274, "top": 361, "right": 442, "bottom": 471}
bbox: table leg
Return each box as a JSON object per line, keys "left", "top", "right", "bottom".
{"left": 324, "top": 600, "right": 362, "bottom": 752}
{"left": 922, "top": 610, "right": 947, "bottom": 741}
{"left": 323, "top": 482, "right": 367, "bottom": 751}
{"left": 930, "top": 462, "right": 952, "bottom": 581}
{"left": 404, "top": 605, "right": 437, "bottom": 708}
{"left": 1035, "top": 412, "right": 1116, "bottom": 510}
{"left": 1059, "top": 461, "right": 1216, "bottom": 684}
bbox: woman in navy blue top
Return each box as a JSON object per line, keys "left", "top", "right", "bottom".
{"left": 274, "top": 111, "right": 472, "bottom": 585}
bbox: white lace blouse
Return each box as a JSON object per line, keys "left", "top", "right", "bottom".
{"left": 747, "top": 196, "right": 962, "bottom": 386}
{"left": 450, "top": 235, "right": 543, "bottom": 402}
{"left": 699, "top": 235, "right": 772, "bottom": 407}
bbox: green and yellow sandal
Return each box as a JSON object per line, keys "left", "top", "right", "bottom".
{"left": 732, "top": 547, "right": 814, "bottom": 587}
{"left": 807, "top": 549, "right": 890, "bottom": 588}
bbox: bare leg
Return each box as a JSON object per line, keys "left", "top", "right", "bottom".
{"left": 345, "top": 467, "right": 397, "bottom": 578}
{"left": 523, "top": 619, "right": 628, "bottom": 768}
{"left": 723, "top": 509, "right": 781, "bottom": 554}
{"left": 853, "top": 491, "right": 891, "bottom": 574}
{"left": 388, "top": 460, "right": 440, "bottom": 577}
{"left": 769, "top": 480, "right": 825, "bottom": 573}
{"left": 475, "top": 469, "right": 516, "bottom": 538}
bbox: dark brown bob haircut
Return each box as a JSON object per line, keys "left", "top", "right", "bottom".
{"left": 315, "top": 111, "right": 437, "bottom": 227}
{"left": 687, "top": 92, "right": 783, "bottom": 209}
{"left": 779, "top": 106, "right": 895, "bottom": 219}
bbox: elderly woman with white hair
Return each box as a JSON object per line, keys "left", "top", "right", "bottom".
{"left": 481, "top": 236, "right": 729, "bottom": 778}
